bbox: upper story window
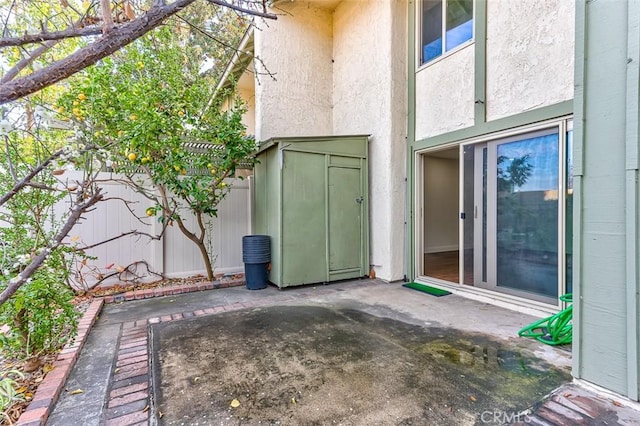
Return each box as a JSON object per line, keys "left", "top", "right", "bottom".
{"left": 421, "top": 0, "right": 474, "bottom": 65}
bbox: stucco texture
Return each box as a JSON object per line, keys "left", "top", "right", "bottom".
{"left": 415, "top": 44, "right": 475, "bottom": 140}
{"left": 332, "top": 0, "right": 407, "bottom": 281}
{"left": 254, "top": 2, "right": 334, "bottom": 141}
{"left": 485, "top": 0, "right": 574, "bottom": 121}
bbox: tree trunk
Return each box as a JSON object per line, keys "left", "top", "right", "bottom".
{"left": 196, "top": 238, "right": 214, "bottom": 281}
{"left": 174, "top": 217, "right": 214, "bottom": 281}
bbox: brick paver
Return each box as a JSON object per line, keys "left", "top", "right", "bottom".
{"left": 511, "top": 383, "right": 640, "bottom": 425}
{"left": 110, "top": 383, "right": 149, "bottom": 399}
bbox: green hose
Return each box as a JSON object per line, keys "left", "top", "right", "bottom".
{"left": 518, "top": 293, "right": 573, "bottom": 346}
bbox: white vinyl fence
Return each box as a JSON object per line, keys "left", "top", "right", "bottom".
{"left": 56, "top": 171, "right": 251, "bottom": 288}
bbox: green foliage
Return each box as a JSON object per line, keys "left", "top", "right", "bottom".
{"left": 57, "top": 26, "right": 256, "bottom": 196}
{"left": 0, "top": 253, "right": 79, "bottom": 358}
{"left": 0, "top": 109, "right": 80, "bottom": 358}
{"left": 0, "top": 369, "right": 24, "bottom": 420}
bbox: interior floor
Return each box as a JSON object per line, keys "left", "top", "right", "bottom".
{"left": 423, "top": 251, "right": 459, "bottom": 283}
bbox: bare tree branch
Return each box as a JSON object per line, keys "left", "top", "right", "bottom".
{"left": 0, "top": 186, "right": 103, "bottom": 306}
{"left": 100, "top": 195, "right": 152, "bottom": 225}
{"left": 0, "top": 148, "right": 65, "bottom": 207}
{"left": 1, "top": 0, "right": 16, "bottom": 38}
{"left": 0, "top": 0, "right": 195, "bottom": 104}
{"left": 77, "top": 259, "right": 164, "bottom": 291}
{"left": 75, "top": 229, "right": 160, "bottom": 251}
{"left": 203, "top": 0, "right": 277, "bottom": 19}
{"left": 0, "top": 0, "right": 277, "bottom": 104}
{"left": 100, "top": 0, "right": 114, "bottom": 33}
{"left": 0, "top": 40, "right": 60, "bottom": 85}
{"left": 0, "top": 143, "right": 98, "bottom": 207}
{"left": 0, "top": 26, "right": 106, "bottom": 48}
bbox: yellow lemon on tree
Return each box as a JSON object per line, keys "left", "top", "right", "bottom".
{"left": 178, "top": 110, "right": 185, "bottom": 116}
{"left": 174, "top": 165, "right": 181, "bottom": 172}
{"left": 146, "top": 208, "right": 154, "bottom": 217}
{"left": 77, "top": 93, "right": 87, "bottom": 101}
{"left": 210, "top": 168, "right": 216, "bottom": 175}
{"left": 128, "top": 152, "right": 138, "bottom": 162}
{"left": 180, "top": 169, "right": 186, "bottom": 175}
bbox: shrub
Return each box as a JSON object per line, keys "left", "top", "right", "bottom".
{"left": 0, "top": 369, "right": 24, "bottom": 422}
{"left": 0, "top": 251, "right": 79, "bottom": 358}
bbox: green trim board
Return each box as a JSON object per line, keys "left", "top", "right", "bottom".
{"left": 572, "top": 0, "right": 586, "bottom": 382}
{"left": 625, "top": 0, "right": 640, "bottom": 400}
{"left": 406, "top": 0, "right": 417, "bottom": 281}
{"left": 402, "top": 282, "right": 452, "bottom": 297}
{"left": 474, "top": 0, "right": 487, "bottom": 125}
{"left": 413, "top": 100, "right": 573, "bottom": 153}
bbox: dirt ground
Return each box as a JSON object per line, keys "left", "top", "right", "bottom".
{"left": 151, "top": 305, "right": 570, "bottom": 425}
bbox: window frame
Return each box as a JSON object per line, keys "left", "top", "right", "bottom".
{"left": 418, "top": 0, "right": 475, "bottom": 67}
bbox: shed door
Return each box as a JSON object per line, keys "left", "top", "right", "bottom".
{"left": 328, "top": 163, "right": 364, "bottom": 278}
{"left": 282, "top": 151, "right": 327, "bottom": 285}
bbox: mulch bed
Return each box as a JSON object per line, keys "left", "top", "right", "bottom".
{"left": 83, "top": 274, "right": 242, "bottom": 297}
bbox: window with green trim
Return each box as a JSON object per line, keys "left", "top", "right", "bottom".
{"left": 421, "top": 0, "right": 474, "bottom": 65}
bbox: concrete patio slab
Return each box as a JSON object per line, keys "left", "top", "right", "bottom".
{"left": 45, "top": 279, "right": 639, "bottom": 425}
{"left": 151, "top": 304, "right": 570, "bottom": 425}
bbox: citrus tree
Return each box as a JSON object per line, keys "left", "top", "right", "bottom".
{"left": 56, "top": 26, "right": 255, "bottom": 281}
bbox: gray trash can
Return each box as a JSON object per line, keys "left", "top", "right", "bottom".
{"left": 242, "top": 235, "right": 270, "bottom": 290}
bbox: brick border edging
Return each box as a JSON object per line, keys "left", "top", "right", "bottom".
{"left": 15, "top": 299, "right": 104, "bottom": 426}
{"left": 101, "top": 279, "right": 245, "bottom": 304}
{"left": 13, "top": 279, "right": 244, "bottom": 425}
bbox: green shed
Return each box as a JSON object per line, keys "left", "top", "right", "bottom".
{"left": 253, "top": 135, "right": 370, "bottom": 288}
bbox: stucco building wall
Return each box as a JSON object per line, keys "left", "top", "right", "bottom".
{"left": 332, "top": 0, "right": 407, "bottom": 281}
{"left": 414, "top": 45, "right": 475, "bottom": 140}
{"left": 485, "top": 0, "right": 574, "bottom": 121}
{"left": 254, "top": 2, "right": 334, "bottom": 141}
{"left": 237, "top": 72, "right": 256, "bottom": 136}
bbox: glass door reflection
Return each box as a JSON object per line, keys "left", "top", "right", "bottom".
{"left": 463, "top": 129, "right": 560, "bottom": 304}
{"left": 495, "top": 133, "right": 559, "bottom": 299}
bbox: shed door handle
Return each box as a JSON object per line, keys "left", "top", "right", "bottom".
{"left": 355, "top": 196, "right": 364, "bottom": 204}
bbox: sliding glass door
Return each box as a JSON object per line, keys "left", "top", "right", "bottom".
{"left": 463, "top": 127, "right": 562, "bottom": 304}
